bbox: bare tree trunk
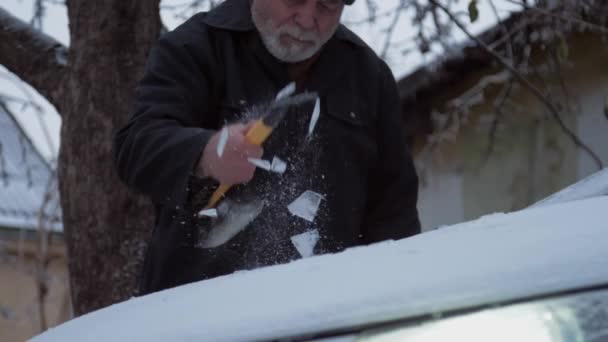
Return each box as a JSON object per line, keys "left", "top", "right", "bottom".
{"left": 2, "top": 2, "right": 160, "bottom": 314}
{"left": 57, "top": 1, "right": 161, "bottom": 315}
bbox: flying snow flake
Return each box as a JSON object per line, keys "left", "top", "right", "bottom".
{"left": 276, "top": 82, "right": 296, "bottom": 101}
{"left": 288, "top": 191, "right": 324, "bottom": 223}
{"left": 307, "top": 97, "right": 321, "bottom": 139}
{"left": 271, "top": 157, "right": 287, "bottom": 174}
{"left": 197, "top": 208, "right": 218, "bottom": 218}
{"left": 291, "top": 229, "right": 320, "bottom": 258}
{"left": 248, "top": 158, "right": 272, "bottom": 171}
{"left": 217, "top": 127, "right": 229, "bottom": 157}
{"left": 248, "top": 157, "right": 288, "bottom": 174}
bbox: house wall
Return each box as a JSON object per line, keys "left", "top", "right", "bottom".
{"left": 573, "top": 49, "right": 608, "bottom": 179}
{"left": 416, "top": 32, "right": 608, "bottom": 231}
{"left": 417, "top": 169, "right": 464, "bottom": 230}
{"left": 0, "top": 234, "right": 70, "bottom": 342}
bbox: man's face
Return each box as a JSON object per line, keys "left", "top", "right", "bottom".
{"left": 251, "top": 0, "right": 344, "bottom": 63}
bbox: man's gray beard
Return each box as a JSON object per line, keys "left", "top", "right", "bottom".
{"left": 251, "top": 6, "right": 339, "bottom": 63}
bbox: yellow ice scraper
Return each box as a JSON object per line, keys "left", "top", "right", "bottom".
{"left": 205, "top": 90, "right": 318, "bottom": 209}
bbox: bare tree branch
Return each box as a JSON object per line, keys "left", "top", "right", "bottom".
{"left": 380, "top": 1, "right": 406, "bottom": 59}
{"left": 35, "top": 173, "right": 58, "bottom": 333}
{"left": 0, "top": 6, "right": 67, "bottom": 113}
{"left": 484, "top": 78, "right": 514, "bottom": 163}
{"left": 428, "top": 0, "right": 604, "bottom": 170}
{"left": 503, "top": 0, "right": 608, "bottom": 35}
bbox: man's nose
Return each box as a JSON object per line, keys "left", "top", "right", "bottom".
{"left": 293, "top": 2, "right": 317, "bottom": 31}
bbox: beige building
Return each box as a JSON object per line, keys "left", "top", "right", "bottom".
{"left": 0, "top": 230, "right": 70, "bottom": 342}
{"left": 0, "top": 104, "right": 70, "bottom": 342}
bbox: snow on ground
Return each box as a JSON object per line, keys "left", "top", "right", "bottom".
{"left": 32, "top": 196, "right": 608, "bottom": 342}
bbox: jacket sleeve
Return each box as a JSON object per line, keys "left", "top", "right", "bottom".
{"left": 113, "top": 22, "right": 221, "bottom": 206}
{"left": 362, "top": 60, "right": 421, "bottom": 243}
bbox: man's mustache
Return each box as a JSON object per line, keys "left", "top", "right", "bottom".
{"left": 278, "top": 25, "right": 320, "bottom": 44}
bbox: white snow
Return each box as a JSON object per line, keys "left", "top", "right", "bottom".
{"left": 248, "top": 157, "right": 288, "bottom": 174}
{"left": 275, "top": 82, "right": 296, "bottom": 100}
{"left": 247, "top": 157, "right": 272, "bottom": 171}
{"left": 307, "top": 97, "right": 321, "bottom": 139}
{"left": 216, "top": 126, "right": 228, "bottom": 157}
{"left": 32, "top": 197, "right": 608, "bottom": 342}
{"left": 291, "top": 229, "right": 320, "bottom": 258}
{"left": 197, "top": 208, "right": 218, "bottom": 219}
{"left": 287, "top": 191, "right": 324, "bottom": 222}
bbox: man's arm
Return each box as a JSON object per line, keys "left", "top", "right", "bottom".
{"left": 362, "top": 60, "right": 421, "bottom": 243}
{"left": 113, "top": 23, "right": 220, "bottom": 206}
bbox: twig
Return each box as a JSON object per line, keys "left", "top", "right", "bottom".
{"left": 484, "top": 78, "right": 514, "bottom": 163}
{"left": 487, "top": 0, "right": 514, "bottom": 62}
{"left": 380, "top": 0, "right": 406, "bottom": 59}
{"left": 35, "top": 171, "right": 58, "bottom": 333}
{"left": 503, "top": 0, "right": 608, "bottom": 35}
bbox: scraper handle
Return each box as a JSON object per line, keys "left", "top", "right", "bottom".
{"left": 205, "top": 120, "right": 274, "bottom": 209}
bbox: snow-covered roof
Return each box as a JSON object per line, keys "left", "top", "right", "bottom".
{"left": 396, "top": 4, "right": 608, "bottom": 137}
{"left": 0, "top": 104, "right": 61, "bottom": 232}
{"left": 33, "top": 196, "right": 608, "bottom": 342}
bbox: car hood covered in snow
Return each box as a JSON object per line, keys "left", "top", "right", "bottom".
{"left": 33, "top": 196, "right": 608, "bottom": 342}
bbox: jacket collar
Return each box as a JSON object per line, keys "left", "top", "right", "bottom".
{"left": 201, "top": 0, "right": 366, "bottom": 48}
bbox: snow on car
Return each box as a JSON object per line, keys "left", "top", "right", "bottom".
{"left": 32, "top": 173, "right": 608, "bottom": 342}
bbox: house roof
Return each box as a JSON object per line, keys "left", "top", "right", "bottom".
{"left": 397, "top": 11, "right": 527, "bottom": 137}
{"left": 0, "top": 103, "right": 62, "bottom": 232}
{"left": 397, "top": 3, "right": 608, "bottom": 137}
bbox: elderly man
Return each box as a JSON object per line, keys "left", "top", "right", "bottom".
{"left": 114, "top": 0, "right": 421, "bottom": 295}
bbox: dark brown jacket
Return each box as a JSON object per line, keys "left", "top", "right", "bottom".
{"left": 114, "top": 0, "right": 420, "bottom": 294}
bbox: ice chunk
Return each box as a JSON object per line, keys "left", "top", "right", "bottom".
{"left": 249, "top": 157, "right": 288, "bottom": 174}
{"left": 288, "top": 191, "right": 324, "bottom": 223}
{"left": 217, "top": 127, "right": 229, "bottom": 157}
{"left": 271, "top": 157, "right": 287, "bottom": 174}
{"left": 248, "top": 158, "right": 272, "bottom": 171}
{"left": 197, "top": 208, "right": 218, "bottom": 218}
{"left": 291, "top": 229, "right": 320, "bottom": 258}
{"left": 307, "top": 97, "right": 321, "bottom": 139}
{"left": 199, "top": 200, "right": 265, "bottom": 248}
{"left": 276, "top": 82, "right": 296, "bottom": 100}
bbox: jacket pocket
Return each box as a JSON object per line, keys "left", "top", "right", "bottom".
{"left": 324, "top": 97, "right": 369, "bottom": 128}
{"left": 321, "top": 96, "right": 377, "bottom": 168}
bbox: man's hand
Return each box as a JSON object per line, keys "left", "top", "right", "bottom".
{"left": 196, "top": 122, "right": 263, "bottom": 184}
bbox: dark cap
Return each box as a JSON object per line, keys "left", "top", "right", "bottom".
{"left": 344, "top": 0, "right": 355, "bottom": 4}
